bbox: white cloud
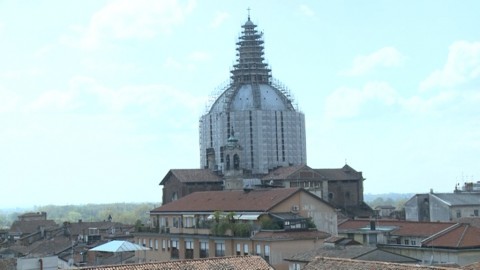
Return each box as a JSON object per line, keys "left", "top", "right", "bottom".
{"left": 345, "top": 47, "right": 404, "bottom": 76}
{"left": 420, "top": 41, "right": 480, "bottom": 91}
{"left": 399, "top": 91, "right": 458, "bottom": 115}
{"left": 299, "top": 5, "right": 315, "bottom": 18}
{"left": 62, "top": 0, "right": 196, "bottom": 50}
{"left": 324, "top": 81, "right": 398, "bottom": 119}
{"left": 210, "top": 11, "right": 229, "bottom": 28}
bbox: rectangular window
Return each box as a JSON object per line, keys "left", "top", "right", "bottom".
{"left": 155, "top": 239, "right": 158, "bottom": 250}
{"left": 173, "top": 217, "right": 179, "bottom": 228}
{"left": 456, "top": 210, "right": 461, "bottom": 218}
{"left": 185, "top": 240, "right": 194, "bottom": 259}
{"left": 411, "top": 240, "right": 416, "bottom": 246}
{"left": 215, "top": 243, "right": 225, "bottom": 257}
{"left": 162, "top": 239, "right": 166, "bottom": 251}
{"left": 138, "top": 238, "right": 142, "bottom": 246}
{"left": 404, "top": 239, "right": 409, "bottom": 245}
{"left": 143, "top": 239, "right": 146, "bottom": 247}
{"left": 184, "top": 216, "right": 195, "bottom": 228}
{"left": 289, "top": 263, "right": 301, "bottom": 270}
{"left": 256, "top": 244, "right": 261, "bottom": 255}
{"left": 475, "top": 210, "right": 479, "bottom": 216}
{"left": 149, "top": 239, "right": 153, "bottom": 248}
{"left": 243, "top": 244, "right": 249, "bottom": 255}
{"left": 200, "top": 241, "right": 209, "bottom": 258}
{"left": 236, "top": 243, "right": 241, "bottom": 256}
{"left": 264, "top": 245, "right": 270, "bottom": 263}
{"left": 171, "top": 240, "right": 179, "bottom": 259}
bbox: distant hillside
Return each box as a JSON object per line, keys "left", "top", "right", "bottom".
{"left": 0, "top": 202, "right": 159, "bottom": 228}
{"left": 364, "top": 193, "right": 414, "bottom": 203}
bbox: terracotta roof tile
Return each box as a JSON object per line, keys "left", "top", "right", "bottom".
{"left": 423, "top": 224, "right": 480, "bottom": 248}
{"left": 151, "top": 188, "right": 304, "bottom": 213}
{"left": 315, "top": 165, "right": 363, "bottom": 181}
{"left": 9, "top": 220, "right": 57, "bottom": 235}
{"left": 79, "top": 255, "right": 273, "bottom": 270}
{"left": 303, "top": 257, "right": 460, "bottom": 270}
{"left": 462, "top": 261, "right": 480, "bottom": 270}
{"left": 160, "top": 169, "right": 222, "bottom": 185}
{"left": 338, "top": 219, "right": 456, "bottom": 237}
{"left": 252, "top": 230, "right": 330, "bottom": 241}
{"left": 262, "top": 164, "right": 313, "bottom": 180}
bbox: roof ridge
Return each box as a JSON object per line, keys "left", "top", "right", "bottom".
{"left": 456, "top": 224, "right": 469, "bottom": 248}
{"left": 421, "top": 223, "right": 462, "bottom": 245}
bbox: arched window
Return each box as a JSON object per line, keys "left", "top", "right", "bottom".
{"left": 233, "top": 154, "right": 240, "bottom": 170}
{"left": 226, "top": 155, "right": 230, "bottom": 170}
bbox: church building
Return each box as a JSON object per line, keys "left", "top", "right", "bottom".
{"left": 160, "top": 15, "right": 371, "bottom": 218}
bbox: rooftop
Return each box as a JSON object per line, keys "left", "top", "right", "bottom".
{"left": 160, "top": 169, "right": 222, "bottom": 185}
{"left": 79, "top": 255, "right": 273, "bottom": 270}
{"left": 151, "top": 188, "right": 325, "bottom": 213}
{"left": 303, "top": 257, "right": 462, "bottom": 270}
{"left": 338, "top": 219, "right": 456, "bottom": 237}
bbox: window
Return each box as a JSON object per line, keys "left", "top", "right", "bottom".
{"left": 475, "top": 210, "right": 479, "bottom": 216}
{"left": 243, "top": 244, "right": 249, "bottom": 255}
{"left": 236, "top": 243, "right": 241, "bottom": 256}
{"left": 162, "top": 239, "right": 166, "bottom": 251}
{"left": 172, "top": 192, "right": 178, "bottom": 201}
{"left": 411, "top": 240, "right": 416, "bottom": 246}
{"left": 456, "top": 210, "right": 461, "bottom": 218}
{"left": 155, "top": 240, "right": 159, "bottom": 250}
{"left": 173, "top": 217, "right": 179, "bottom": 228}
{"left": 256, "top": 244, "right": 261, "bottom": 256}
{"left": 143, "top": 239, "right": 146, "bottom": 247}
{"left": 264, "top": 245, "right": 270, "bottom": 263}
{"left": 88, "top": 228, "right": 99, "bottom": 235}
{"left": 404, "top": 239, "right": 409, "bottom": 245}
{"left": 149, "top": 239, "right": 153, "bottom": 249}
{"left": 138, "top": 238, "right": 142, "bottom": 246}
{"left": 368, "top": 234, "right": 377, "bottom": 245}
{"left": 347, "top": 233, "right": 354, "bottom": 239}
{"left": 171, "top": 240, "right": 179, "bottom": 259}
{"left": 184, "top": 216, "right": 195, "bottom": 228}
{"left": 289, "top": 263, "right": 301, "bottom": 270}
{"left": 185, "top": 240, "right": 194, "bottom": 259}
{"left": 215, "top": 242, "right": 225, "bottom": 257}
{"left": 200, "top": 241, "right": 209, "bottom": 258}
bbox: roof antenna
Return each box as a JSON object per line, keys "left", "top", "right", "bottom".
{"left": 247, "top": 7, "right": 251, "bottom": 20}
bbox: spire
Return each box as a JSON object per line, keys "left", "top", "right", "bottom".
{"left": 230, "top": 15, "right": 272, "bottom": 85}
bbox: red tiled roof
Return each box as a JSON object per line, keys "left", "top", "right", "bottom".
{"left": 80, "top": 255, "right": 273, "bottom": 270}
{"left": 338, "top": 219, "right": 456, "bottom": 237}
{"left": 160, "top": 169, "right": 223, "bottom": 185}
{"left": 303, "top": 257, "right": 460, "bottom": 270}
{"left": 262, "top": 164, "right": 314, "bottom": 180}
{"left": 9, "top": 220, "right": 57, "bottom": 235}
{"left": 315, "top": 165, "right": 363, "bottom": 181}
{"left": 252, "top": 230, "right": 330, "bottom": 241}
{"left": 462, "top": 261, "right": 480, "bottom": 270}
{"left": 423, "top": 224, "right": 480, "bottom": 248}
{"left": 151, "top": 188, "right": 305, "bottom": 213}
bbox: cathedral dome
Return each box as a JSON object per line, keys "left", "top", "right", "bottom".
{"left": 209, "top": 83, "right": 295, "bottom": 113}
{"left": 207, "top": 16, "right": 296, "bottom": 114}
{"left": 199, "top": 15, "right": 306, "bottom": 175}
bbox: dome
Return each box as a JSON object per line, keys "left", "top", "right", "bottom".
{"left": 209, "top": 83, "right": 295, "bottom": 113}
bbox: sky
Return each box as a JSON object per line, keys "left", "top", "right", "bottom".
{"left": 1, "top": 1, "right": 479, "bottom": 208}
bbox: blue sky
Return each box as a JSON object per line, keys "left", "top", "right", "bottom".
{"left": 1, "top": 1, "right": 479, "bottom": 208}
